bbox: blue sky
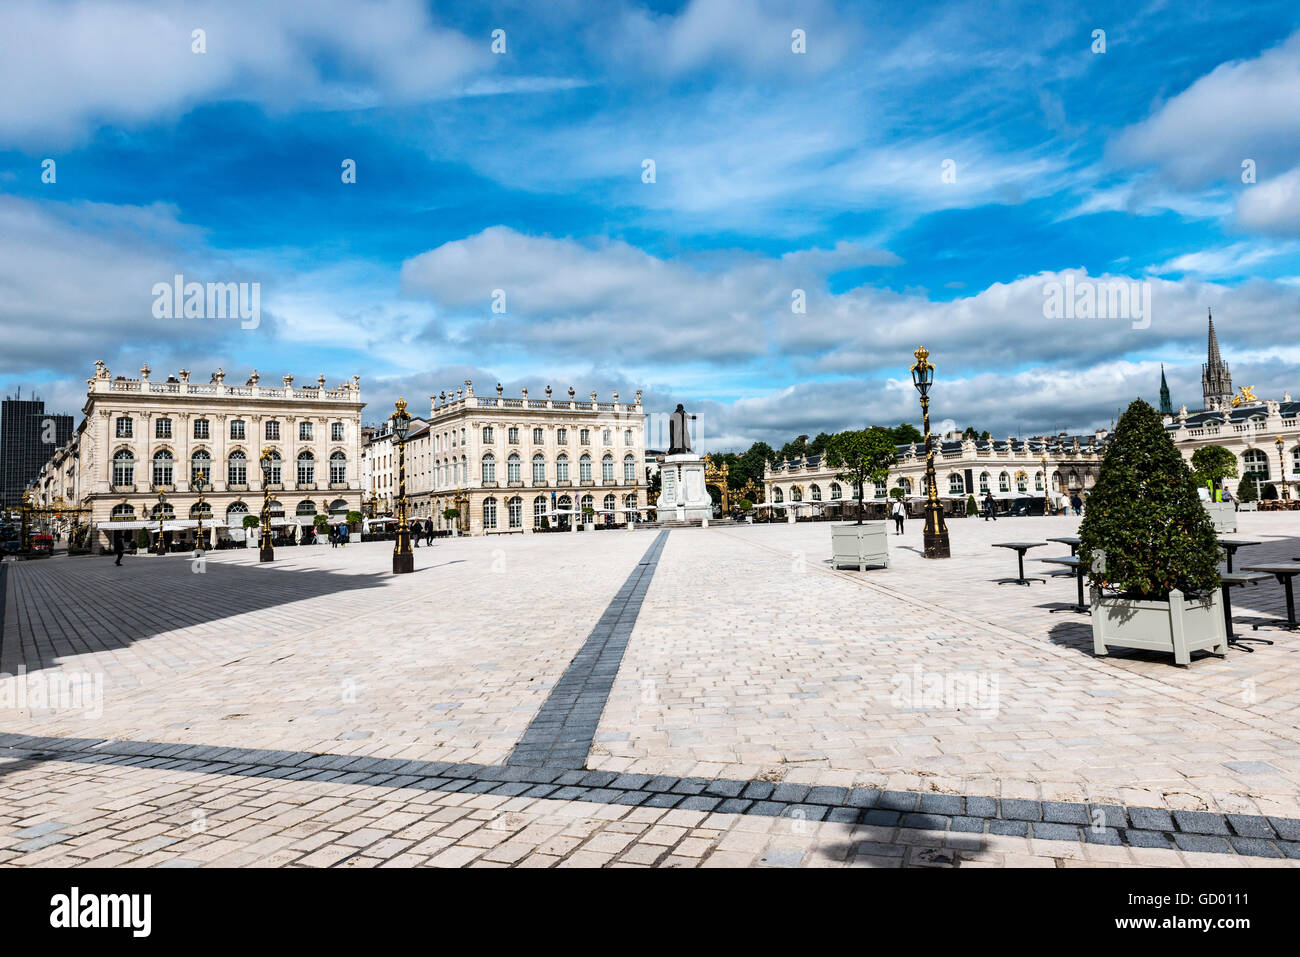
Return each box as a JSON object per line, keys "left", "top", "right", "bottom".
{"left": 2, "top": 0, "right": 1299, "bottom": 448}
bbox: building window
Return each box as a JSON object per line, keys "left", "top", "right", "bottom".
{"left": 482, "top": 452, "right": 496, "bottom": 483}
{"left": 792, "top": 486, "right": 803, "bottom": 502}
{"left": 533, "top": 454, "right": 546, "bottom": 483}
{"left": 534, "top": 496, "right": 547, "bottom": 527}
{"left": 580, "top": 428, "right": 590, "bottom": 445}
{"left": 265, "top": 420, "right": 280, "bottom": 441}
{"left": 115, "top": 416, "right": 132, "bottom": 438}
{"left": 152, "top": 449, "right": 174, "bottom": 486}
{"left": 533, "top": 427, "right": 544, "bottom": 444}
{"left": 874, "top": 483, "right": 886, "bottom": 499}
{"left": 949, "top": 473, "right": 964, "bottom": 495}
{"left": 508, "top": 427, "right": 519, "bottom": 444}
{"left": 482, "top": 426, "right": 494, "bottom": 444}
{"left": 624, "top": 455, "right": 636, "bottom": 483}
{"left": 330, "top": 452, "right": 346, "bottom": 484}
{"left": 299, "top": 421, "right": 313, "bottom": 441}
{"left": 811, "top": 484, "right": 822, "bottom": 501}
{"left": 602, "top": 454, "right": 614, "bottom": 482}
{"left": 773, "top": 487, "right": 784, "bottom": 503}
{"left": 228, "top": 451, "right": 247, "bottom": 485}
{"left": 1016, "top": 472, "right": 1028, "bottom": 493}
{"left": 155, "top": 418, "right": 172, "bottom": 439}
{"left": 557, "top": 453, "right": 570, "bottom": 482}
{"left": 602, "top": 429, "right": 611, "bottom": 445}
{"left": 507, "top": 452, "right": 521, "bottom": 483}
{"left": 507, "top": 496, "right": 522, "bottom": 529}
{"left": 603, "top": 493, "right": 616, "bottom": 523}
{"left": 266, "top": 450, "right": 282, "bottom": 484}
{"left": 191, "top": 450, "right": 211, "bottom": 485}
{"left": 230, "top": 419, "right": 245, "bottom": 440}
{"left": 580, "top": 453, "right": 592, "bottom": 482}
{"left": 332, "top": 422, "right": 345, "bottom": 441}
{"left": 1292, "top": 446, "right": 1300, "bottom": 475}
{"left": 1035, "top": 471, "right": 1044, "bottom": 491}
{"left": 624, "top": 429, "right": 632, "bottom": 446}
{"left": 581, "top": 494, "right": 594, "bottom": 518}
{"left": 111, "top": 504, "right": 134, "bottom": 519}
{"left": 483, "top": 497, "right": 498, "bottom": 530}
{"left": 113, "top": 450, "right": 134, "bottom": 486}
{"left": 999, "top": 472, "right": 1010, "bottom": 492}
{"left": 297, "top": 451, "right": 315, "bottom": 485}
{"left": 557, "top": 428, "right": 568, "bottom": 444}
{"left": 194, "top": 419, "right": 210, "bottom": 440}
{"left": 1243, "top": 449, "right": 1269, "bottom": 495}
{"left": 979, "top": 472, "right": 990, "bottom": 493}
{"left": 830, "top": 482, "right": 842, "bottom": 499}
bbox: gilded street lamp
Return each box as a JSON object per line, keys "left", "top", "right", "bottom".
{"left": 258, "top": 447, "right": 275, "bottom": 562}
{"left": 155, "top": 489, "right": 168, "bottom": 555}
{"left": 910, "top": 346, "right": 951, "bottom": 559}
{"left": 391, "top": 399, "right": 414, "bottom": 573}
{"left": 1277, "top": 436, "right": 1290, "bottom": 501}
{"left": 1041, "top": 452, "right": 1050, "bottom": 516}
{"left": 193, "top": 469, "right": 207, "bottom": 552}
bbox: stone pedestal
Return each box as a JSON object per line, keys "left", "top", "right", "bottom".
{"left": 661, "top": 454, "right": 712, "bottom": 521}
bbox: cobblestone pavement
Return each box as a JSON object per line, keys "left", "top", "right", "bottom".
{"left": 2, "top": 513, "right": 1299, "bottom": 868}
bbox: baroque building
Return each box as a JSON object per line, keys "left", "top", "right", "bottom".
{"left": 361, "top": 381, "right": 647, "bottom": 535}
{"left": 30, "top": 361, "right": 365, "bottom": 549}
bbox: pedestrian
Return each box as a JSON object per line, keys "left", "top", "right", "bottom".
{"left": 1071, "top": 492, "right": 1083, "bottom": 516}
{"left": 114, "top": 531, "right": 126, "bottom": 566}
{"left": 425, "top": 518, "right": 434, "bottom": 545}
{"left": 890, "top": 497, "right": 905, "bottom": 535}
{"left": 330, "top": 525, "right": 338, "bottom": 548}
{"left": 983, "top": 491, "right": 997, "bottom": 521}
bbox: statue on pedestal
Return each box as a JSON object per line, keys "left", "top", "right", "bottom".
{"left": 669, "top": 404, "right": 694, "bottom": 455}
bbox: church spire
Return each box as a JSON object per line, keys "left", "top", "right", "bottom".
{"left": 1201, "top": 307, "right": 1232, "bottom": 410}
{"left": 1159, "top": 364, "right": 1172, "bottom": 416}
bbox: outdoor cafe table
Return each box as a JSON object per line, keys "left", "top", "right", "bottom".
{"left": 992, "top": 541, "right": 1047, "bottom": 586}
{"left": 1241, "top": 563, "right": 1300, "bottom": 632}
{"left": 1217, "top": 538, "right": 1261, "bottom": 573}
{"left": 1219, "top": 571, "right": 1272, "bottom": 651}
{"left": 1046, "top": 535, "right": 1080, "bottom": 555}
{"left": 1037, "top": 556, "right": 1087, "bottom": 613}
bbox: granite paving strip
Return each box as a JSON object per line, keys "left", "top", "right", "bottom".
{"left": 0, "top": 564, "right": 8, "bottom": 665}
{"left": 3, "top": 731, "right": 1297, "bottom": 860}
{"left": 506, "top": 530, "right": 669, "bottom": 769}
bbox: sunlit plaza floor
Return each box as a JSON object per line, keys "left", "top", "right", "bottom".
{"left": 2, "top": 512, "right": 1299, "bottom": 868}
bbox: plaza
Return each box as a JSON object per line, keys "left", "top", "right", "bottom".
{"left": 2, "top": 513, "right": 1300, "bottom": 869}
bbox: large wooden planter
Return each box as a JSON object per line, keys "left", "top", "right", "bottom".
{"left": 1091, "top": 587, "right": 1226, "bottom": 666}
{"left": 831, "top": 522, "right": 889, "bottom": 571}
{"left": 1203, "top": 501, "right": 1236, "bottom": 533}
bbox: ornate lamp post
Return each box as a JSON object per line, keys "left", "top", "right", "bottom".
{"left": 258, "top": 447, "right": 275, "bottom": 562}
{"left": 193, "top": 469, "right": 207, "bottom": 552}
{"left": 1041, "top": 452, "right": 1050, "bottom": 515}
{"left": 391, "top": 399, "right": 414, "bottom": 573}
{"left": 910, "top": 346, "right": 951, "bottom": 559}
{"left": 1277, "top": 435, "right": 1290, "bottom": 501}
{"left": 155, "top": 489, "right": 168, "bottom": 555}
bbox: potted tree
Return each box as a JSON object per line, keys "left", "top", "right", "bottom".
{"left": 581, "top": 505, "right": 596, "bottom": 531}
{"left": 1191, "top": 444, "right": 1239, "bottom": 532}
{"left": 1237, "top": 477, "right": 1258, "bottom": 511}
{"left": 1079, "top": 399, "right": 1226, "bottom": 666}
{"left": 346, "top": 510, "right": 363, "bottom": 543}
{"left": 443, "top": 507, "right": 460, "bottom": 536}
{"left": 313, "top": 514, "right": 329, "bottom": 544}
{"left": 823, "top": 428, "right": 896, "bottom": 570}
{"left": 965, "top": 494, "right": 978, "bottom": 517}
{"left": 739, "top": 498, "right": 754, "bottom": 523}
{"left": 242, "top": 513, "right": 260, "bottom": 548}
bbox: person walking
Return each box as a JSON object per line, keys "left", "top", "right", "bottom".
{"left": 1070, "top": 492, "right": 1083, "bottom": 516}
{"left": 114, "top": 531, "right": 126, "bottom": 566}
{"left": 890, "top": 497, "right": 905, "bottom": 535}
{"left": 983, "top": 491, "right": 998, "bottom": 521}
{"left": 425, "top": 518, "right": 434, "bottom": 545}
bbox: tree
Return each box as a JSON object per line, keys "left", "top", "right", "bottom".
{"left": 346, "top": 510, "right": 363, "bottom": 529}
{"left": 809, "top": 432, "right": 834, "bottom": 456}
{"left": 735, "top": 441, "right": 775, "bottom": 488}
{"left": 241, "top": 514, "right": 259, "bottom": 529}
{"left": 313, "top": 515, "right": 329, "bottom": 533}
{"left": 1237, "top": 478, "right": 1258, "bottom": 502}
{"left": 780, "top": 435, "right": 811, "bottom": 463}
{"left": 135, "top": 528, "right": 150, "bottom": 549}
{"left": 966, "top": 494, "right": 978, "bottom": 516}
{"left": 891, "top": 423, "right": 924, "bottom": 445}
{"left": 1191, "top": 445, "right": 1238, "bottom": 497}
{"left": 1263, "top": 482, "right": 1279, "bottom": 500}
{"left": 823, "top": 428, "right": 897, "bottom": 524}
{"left": 1078, "top": 399, "right": 1220, "bottom": 600}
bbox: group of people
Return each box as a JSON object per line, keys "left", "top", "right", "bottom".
{"left": 410, "top": 518, "right": 436, "bottom": 547}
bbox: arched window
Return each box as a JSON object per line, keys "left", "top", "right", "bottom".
{"left": 533, "top": 453, "right": 546, "bottom": 483}
{"left": 112, "top": 449, "right": 134, "bottom": 486}
{"left": 1016, "top": 472, "right": 1028, "bottom": 493}
{"left": 190, "top": 450, "right": 211, "bottom": 486}
{"left": 228, "top": 450, "right": 247, "bottom": 486}
{"left": 482, "top": 452, "right": 496, "bottom": 483}
{"left": 151, "top": 500, "right": 175, "bottom": 519}
{"left": 507, "top": 452, "right": 521, "bottom": 483}
{"left": 482, "top": 426, "right": 494, "bottom": 443}
{"left": 533, "top": 496, "right": 547, "bottom": 527}
{"left": 556, "top": 453, "right": 569, "bottom": 481}
{"left": 773, "top": 487, "right": 784, "bottom": 503}
{"left": 979, "top": 471, "right": 990, "bottom": 493}
{"left": 810, "top": 484, "right": 822, "bottom": 501}
{"left": 874, "top": 482, "right": 886, "bottom": 499}
{"left": 111, "top": 503, "right": 135, "bottom": 519}
{"left": 580, "top": 453, "right": 592, "bottom": 482}
{"left": 624, "top": 454, "right": 636, "bottom": 482}
{"left": 190, "top": 500, "right": 212, "bottom": 519}
{"left": 266, "top": 450, "right": 282, "bottom": 485}
{"left": 830, "top": 482, "right": 842, "bottom": 500}
{"left": 557, "top": 494, "right": 572, "bottom": 526}
{"left": 602, "top": 453, "right": 614, "bottom": 482}
{"left": 296, "top": 500, "right": 317, "bottom": 521}
{"left": 603, "top": 493, "right": 616, "bottom": 523}
{"left": 792, "top": 486, "right": 803, "bottom": 502}
{"left": 507, "top": 496, "right": 522, "bottom": 529}
{"left": 1292, "top": 446, "right": 1300, "bottom": 476}
{"left": 330, "top": 451, "right": 346, "bottom": 484}
{"left": 1243, "top": 448, "right": 1269, "bottom": 496}
{"left": 297, "top": 451, "right": 315, "bottom": 485}
{"left": 998, "top": 472, "right": 1010, "bottom": 492}
{"left": 1035, "top": 471, "right": 1044, "bottom": 491}
{"left": 580, "top": 494, "right": 594, "bottom": 518}
{"left": 949, "top": 473, "right": 964, "bottom": 495}
{"left": 226, "top": 502, "right": 248, "bottom": 524}
{"left": 483, "top": 497, "right": 498, "bottom": 530}
{"left": 152, "top": 449, "right": 174, "bottom": 487}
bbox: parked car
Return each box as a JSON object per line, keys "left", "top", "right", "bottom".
{"left": 1005, "top": 497, "right": 1047, "bottom": 516}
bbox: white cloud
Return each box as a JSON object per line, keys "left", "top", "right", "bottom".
{"left": 1237, "top": 164, "right": 1300, "bottom": 236}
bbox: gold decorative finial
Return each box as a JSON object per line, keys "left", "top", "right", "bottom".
{"left": 911, "top": 345, "right": 932, "bottom": 373}
{"left": 395, "top": 397, "right": 408, "bottom": 415}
